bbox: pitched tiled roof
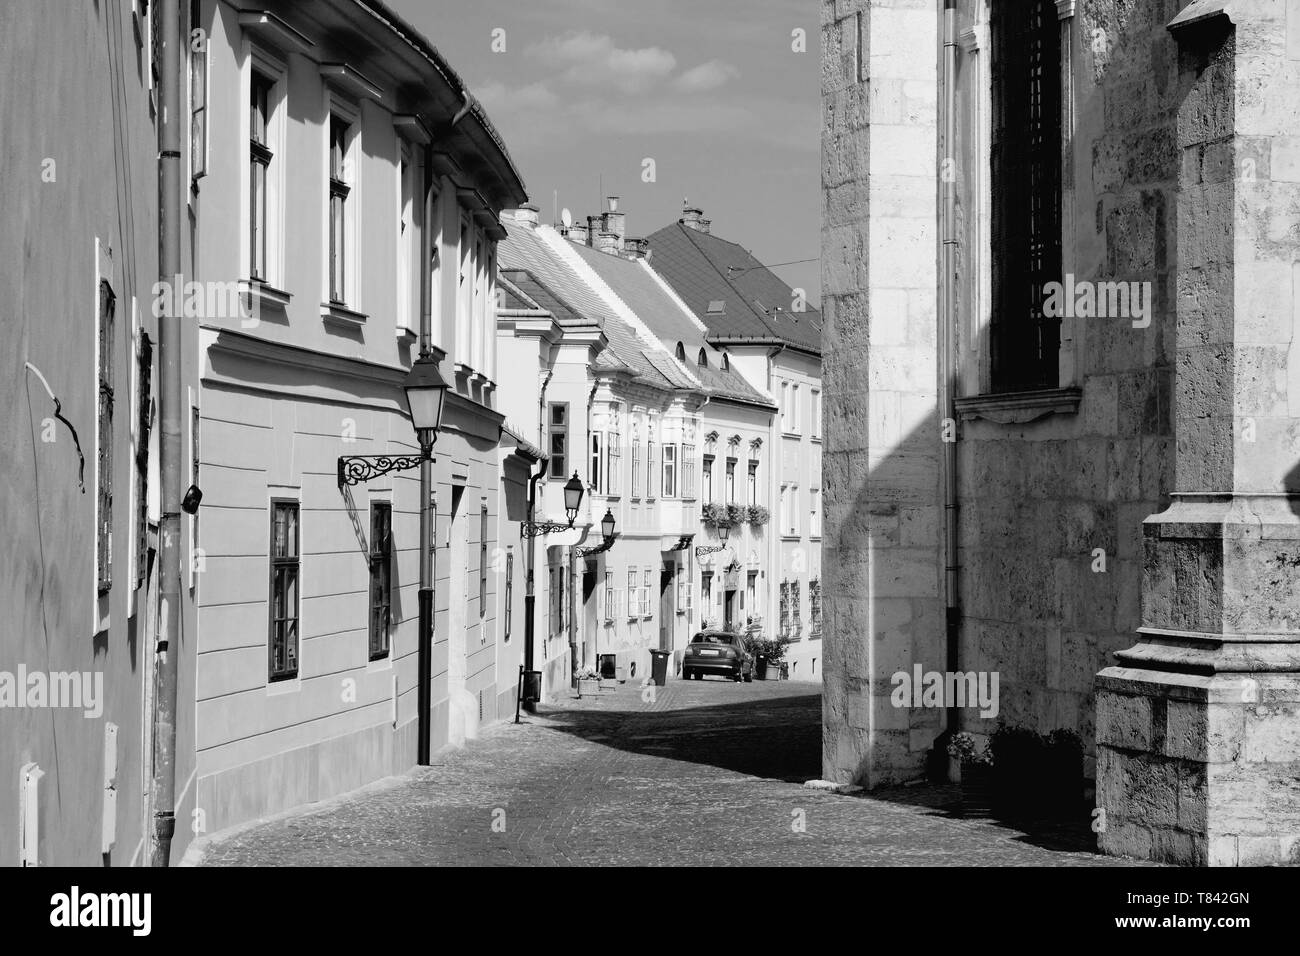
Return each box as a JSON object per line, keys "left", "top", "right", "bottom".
{"left": 551, "top": 233, "right": 774, "bottom": 407}
{"left": 498, "top": 227, "right": 682, "bottom": 390}
{"left": 643, "top": 222, "right": 822, "bottom": 355}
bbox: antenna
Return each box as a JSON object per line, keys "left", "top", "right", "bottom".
{"left": 553, "top": 189, "right": 558, "bottom": 227}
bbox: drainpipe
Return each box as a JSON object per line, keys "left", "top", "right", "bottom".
{"left": 939, "top": 0, "right": 962, "bottom": 749}
{"left": 151, "top": 0, "right": 183, "bottom": 867}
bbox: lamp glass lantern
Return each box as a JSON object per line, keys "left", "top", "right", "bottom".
{"left": 600, "top": 508, "right": 616, "bottom": 540}
{"left": 719, "top": 522, "right": 730, "bottom": 543}
{"left": 404, "top": 355, "right": 449, "bottom": 448}
{"left": 563, "top": 472, "right": 585, "bottom": 526}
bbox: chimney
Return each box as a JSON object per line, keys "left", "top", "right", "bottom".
{"left": 602, "top": 196, "right": 626, "bottom": 251}
{"left": 680, "top": 200, "right": 709, "bottom": 234}
{"left": 594, "top": 231, "right": 619, "bottom": 255}
{"left": 586, "top": 215, "right": 602, "bottom": 247}
{"left": 567, "top": 222, "right": 589, "bottom": 244}
{"left": 503, "top": 204, "right": 539, "bottom": 228}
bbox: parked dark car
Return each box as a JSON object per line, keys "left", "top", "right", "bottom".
{"left": 682, "top": 630, "right": 753, "bottom": 682}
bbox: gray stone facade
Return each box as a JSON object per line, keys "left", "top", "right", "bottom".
{"left": 822, "top": 0, "right": 1300, "bottom": 864}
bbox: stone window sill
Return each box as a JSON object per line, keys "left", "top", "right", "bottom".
{"left": 321, "top": 301, "right": 368, "bottom": 327}
{"left": 954, "top": 386, "right": 1082, "bottom": 425}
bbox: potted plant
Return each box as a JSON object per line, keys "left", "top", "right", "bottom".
{"left": 701, "top": 502, "right": 728, "bottom": 528}
{"left": 748, "top": 635, "right": 789, "bottom": 680}
{"left": 747, "top": 504, "right": 770, "bottom": 527}
{"left": 574, "top": 665, "right": 600, "bottom": 697}
{"left": 948, "top": 733, "right": 993, "bottom": 816}
{"left": 725, "top": 502, "right": 746, "bottom": 527}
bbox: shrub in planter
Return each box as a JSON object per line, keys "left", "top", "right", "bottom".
{"left": 725, "top": 502, "right": 746, "bottom": 527}
{"left": 1044, "top": 728, "right": 1084, "bottom": 815}
{"left": 747, "top": 504, "right": 770, "bottom": 527}
{"left": 988, "top": 725, "right": 1046, "bottom": 820}
{"left": 947, "top": 733, "right": 993, "bottom": 817}
{"left": 701, "top": 502, "right": 729, "bottom": 528}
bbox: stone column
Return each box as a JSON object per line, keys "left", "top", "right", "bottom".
{"left": 821, "top": 0, "right": 943, "bottom": 786}
{"left": 1096, "top": 1, "right": 1300, "bottom": 866}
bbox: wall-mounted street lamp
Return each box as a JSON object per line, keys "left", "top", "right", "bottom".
{"left": 695, "top": 521, "right": 730, "bottom": 558}
{"left": 575, "top": 508, "right": 618, "bottom": 557}
{"left": 337, "top": 355, "right": 449, "bottom": 486}
{"left": 521, "top": 472, "right": 585, "bottom": 537}
{"left": 335, "top": 352, "right": 448, "bottom": 764}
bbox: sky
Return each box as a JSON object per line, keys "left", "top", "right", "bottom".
{"left": 388, "top": 0, "right": 822, "bottom": 305}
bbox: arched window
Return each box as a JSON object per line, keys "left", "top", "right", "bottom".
{"left": 721, "top": 353, "right": 730, "bottom": 370}
{"left": 697, "top": 348, "right": 708, "bottom": 368}
{"left": 675, "top": 342, "right": 686, "bottom": 361}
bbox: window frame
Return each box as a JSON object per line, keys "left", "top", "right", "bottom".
{"left": 368, "top": 501, "right": 393, "bottom": 661}
{"left": 548, "top": 403, "right": 569, "bottom": 479}
{"left": 662, "top": 443, "right": 677, "bottom": 499}
{"left": 479, "top": 504, "right": 489, "bottom": 621}
{"left": 324, "top": 90, "right": 360, "bottom": 307}
{"left": 504, "top": 548, "right": 514, "bottom": 640}
{"left": 268, "top": 498, "right": 301, "bottom": 681}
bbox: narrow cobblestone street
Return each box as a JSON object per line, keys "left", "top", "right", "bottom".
{"left": 195, "top": 679, "right": 1144, "bottom": 867}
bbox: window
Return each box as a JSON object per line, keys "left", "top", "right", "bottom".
{"left": 990, "top": 0, "right": 1062, "bottom": 391}
{"left": 779, "top": 581, "right": 790, "bottom": 638}
{"left": 791, "top": 580, "right": 802, "bottom": 629}
{"left": 96, "top": 281, "right": 116, "bottom": 594}
{"left": 590, "top": 432, "right": 603, "bottom": 494}
{"left": 551, "top": 562, "right": 566, "bottom": 635}
{"left": 631, "top": 438, "right": 642, "bottom": 497}
{"left": 457, "top": 220, "right": 472, "bottom": 363}
{"left": 647, "top": 438, "right": 658, "bottom": 498}
{"left": 682, "top": 443, "right": 696, "bottom": 498}
{"left": 396, "top": 146, "right": 415, "bottom": 334}
{"left": 780, "top": 381, "right": 789, "bottom": 431}
{"left": 812, "top": 389, "right": 822, "bottom": 439}
{"left": 328, "top": 114, "right": 352, "bottom": 303}
{"left": 810, "top": 488, "right": 822, "bottom": 538}
{"left": 548, "top": 403, "right": 568, "bottom": 479}
{"left": 702, "top": 571, "right": 714, "bottom": 613}
{"left": 607, "top": 431, "right": 621, "bottom": 496}
{"left": 604, "top": 570, "right": 615, "bottom": 624}
{"left": 369, "top": 503, "right": 392, "bottom": 660}
{"left": 746, "top": 571, "right": 758, "bottom": 617}
{"left": 781, "top": 484, "right": 799, "bottom": 536}
{"left": 250, "top": 72, "right": 274, "bottom": 281}
{"left": 721, "top": 353, "right": 730, "bottom": 371}
{"left": 725, "top": 458, "right": 736, "bottom": 503}
{"left": 810, "top": 577, "right": 822, "bottom": 631}
{"left": 675, "top": 342, "right": 686, "bottom": 361}
{"left": 662, "top": 444, "right": 676, "bottom": 498}
{"left": 268, "top": 501, "right": 300, "bottom": 679}
{"left": 479, "top": 505, "right": 489, "bottom": 619}
{"left": 189, "top": 0, "right": 207, "bottom": 179}
{"left": 504, "top": 550, "right": 514, "bottom": 640}
{"left": 628, "top": 569, "right": 638, "bottom": 619}
{"left": 790, "top": 385, "right": 801, "bottom": 434}
{"left": 703, "top": 454, "right": 714, "bottom": 501}
{"left": 643, "top": 569, "right": 652, "bottom": 618}
{"left": 747, "top": 460, "right": 758, "bottom": 507}
{"left": 697, "top": 348, "right": 708, "bottom": 368}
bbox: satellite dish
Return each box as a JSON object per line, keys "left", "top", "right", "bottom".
{"left": 561, "top": 208, "right": 573, "bottom": 228}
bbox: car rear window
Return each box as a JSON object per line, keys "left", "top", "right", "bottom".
{"left": 693, "top": 633, "right": 735, "bottom": 645}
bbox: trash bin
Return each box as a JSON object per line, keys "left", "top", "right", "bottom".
{"left": 648, "top": 649, "right": 671, "bottom": 687}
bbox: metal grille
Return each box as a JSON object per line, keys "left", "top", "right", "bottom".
{"left": 990, "top": 0, "right": 1062, "bottom": 392}
{"left": 97, "top": 281, "right": 116, "bottom": 594}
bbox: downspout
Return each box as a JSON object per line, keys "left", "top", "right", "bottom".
{"left": 151, "top": 0, "right": 183, "bottom": 867}
{"left": 939, "top": 0, "right": 962, "bottom": 751}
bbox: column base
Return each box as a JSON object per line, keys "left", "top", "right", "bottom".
{"left": 1096, "top": 666, "right": 1300, "bottom": 866}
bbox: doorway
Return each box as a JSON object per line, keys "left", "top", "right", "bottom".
{"left": 582, "top": 560, "right": 598, "bottom": 669}
{"left": 659, "top": 563, "right": 675, "bottom": 650}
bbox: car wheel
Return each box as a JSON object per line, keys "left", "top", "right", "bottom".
{"left": 683, "top": 668, "right": 692, "bottom": 681}
{"left": 743, "top": 672, "right": 753, "bottom": 683}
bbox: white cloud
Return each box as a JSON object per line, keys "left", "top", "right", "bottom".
{"left": 527, "top": 30, "right": 676, "bottom": 94}
{"left": 476, "top": 80, "right": 559, "bottom": 112}
{"left": 671, "top": 60, "right": 740, "bottom": 93}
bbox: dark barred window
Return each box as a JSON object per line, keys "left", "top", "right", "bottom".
{"left": 990, "top": 0, "right": 1062, "bottom": 391}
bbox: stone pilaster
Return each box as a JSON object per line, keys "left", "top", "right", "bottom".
{"left": 822, "top": 0, "right": 943, "bottom": 786}
{"left": 1096, "top": 1, "right": 1300, "bottom": 866}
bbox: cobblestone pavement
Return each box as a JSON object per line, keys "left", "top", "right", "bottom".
{"left": 198, "top": 678, "right": 1148, "bottom": 866}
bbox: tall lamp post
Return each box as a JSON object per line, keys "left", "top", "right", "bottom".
{"left": 521, "top": 472, "right": 586, "bottom": 691}
{"left": 338, "top": 353, "right": 448, "bottom": 764}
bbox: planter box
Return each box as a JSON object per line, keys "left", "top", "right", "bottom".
{"left": 577, "top": 678, "right": 601, "bottom": 697}
{"left": 959, "top": 761, "right": 994, "bottom": 817}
